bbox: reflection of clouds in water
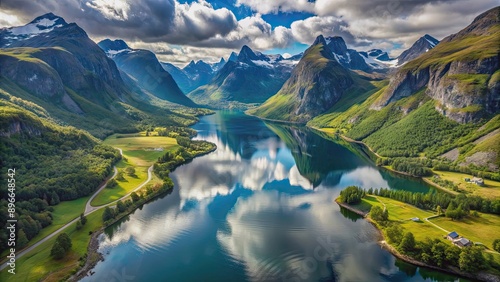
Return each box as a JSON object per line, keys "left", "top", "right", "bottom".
{"left": 175, "top": 134, "right": 312, "bottom": 206}
{"left": 328, "top": 166, "right": 390, "bottom": 189}
{"left": 99, "top": 207, "right": 198, "bottom": 252}
{"left": 218, "top": 188, "right": 392, "bottom": 282}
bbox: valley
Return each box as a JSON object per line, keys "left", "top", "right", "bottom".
{"left": 0, "top": 4, "right": 499, "bottom": 282}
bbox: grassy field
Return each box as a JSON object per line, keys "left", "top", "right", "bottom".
{"left": 356, "top": 195, "right": 500, "bottom": 250}
{"left": 90, "top": 160, "right": 148, "bottom": 206}
{"left": 429, "top": 213, "right": 500, "bottom": 250}
{"left": 352, "top": 195, "right": 443, "bottom": 242}
{"left": 103, "top": 133, "right": 179, "bottom": 166}
{"left": 0, "top": 209, "right": 104, "bottom": 282}
{"left": 429, "top": 170, "right": 500, "bottom": 199}
{"left": 91, "top": 133, "right": 178, "bottom": 205}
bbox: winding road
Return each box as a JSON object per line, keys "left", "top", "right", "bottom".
{"left": 0, "top": 147, "right": 154, "bottom": 272}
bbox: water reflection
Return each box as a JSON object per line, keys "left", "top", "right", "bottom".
{"left": 83, "top": 111, "right": 466, "bottom": 282}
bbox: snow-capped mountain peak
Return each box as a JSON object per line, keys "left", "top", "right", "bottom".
{"left": 1, "top": 13, "right": 67, "bottom": 45}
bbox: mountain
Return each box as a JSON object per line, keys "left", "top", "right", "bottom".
{"left": 373, "top": 7, "right": 499, "bottom": 123}
{"left": 356, "top": 35, "right": 439, "bottom": 70}
{"left": 228, "top": 51, "right": 238, "bottom": 62}
{"left": 0, "top": 14, "right": 203, "bottom": 137}
{"left": 161, "top": 58, "right": 226, "bottom": 93}
{"left": 0, "top": 13, "right": 126, "bottom": 106}
{"left": 98, "top": 39, "right": 197, "bottom": 107}
{"left": 187, "top": 45, "right": 295, "bottom": 107}
{"left": 160, "top": 62, "right": 192, "bottom": 93}
{"left": 247, "top": 35, "right": 354, "bottom": 123}
{"left": 309, "top": 7, "right": 499, "bottom": 171}
{"left": 397, "top": 34, "right": 440, "bottom": 65}
{"left": 182, "top": 60, "right": 217, "bottom": 91}
{"left": 325, "top": 36, "right": 372, "bottom": 72}
{"left": 212, "top": 57, "right": 227, "bottom": 72}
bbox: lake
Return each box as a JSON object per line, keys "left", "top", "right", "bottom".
{"left": 82, "top": 111, "right": 468, "bottom": 282}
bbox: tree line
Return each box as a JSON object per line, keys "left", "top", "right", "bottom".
{"left": 370, "top": 187, "right": 500, "bottom": 215}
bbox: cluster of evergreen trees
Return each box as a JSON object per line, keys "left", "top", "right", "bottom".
{"left": 339, "top": 186, "right": 365, "bottom": 204}
{"left": 369, "top": 188, "right": 500, "bottom": 215}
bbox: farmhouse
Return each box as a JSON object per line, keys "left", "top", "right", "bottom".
{"left": 453, "top": 237, "right": 472, "bottom": 248}
{"left": 446, "top": 231, "right": 459, "bottom": 241}
{"left": 466, "top": 177, "right": 484, "bottom": 186}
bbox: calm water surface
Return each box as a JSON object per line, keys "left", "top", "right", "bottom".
{"left": 82, "top": 111, "right": 468, "bottom": 282}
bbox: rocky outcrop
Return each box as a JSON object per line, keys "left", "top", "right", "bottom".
{"left": 372, "top": 7, "right": 500, "bottom": 123}
{"left": 325, "top": 36, "right": 372, "bottom": 72}
{"left": 0, "top": 117, "right": 43, "bottom": 137}
{"left": 397, "top": 34, "right": 439, "bottom": 65}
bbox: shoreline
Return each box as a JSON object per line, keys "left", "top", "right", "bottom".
{"left": 335, "top": 199, "right": 500, "bottom": 282}
{"left": 69, "top": 186, "right": 174, "bottom": 281}
{"left": 311, "top": 127, "right": 462, "bottom": 195}
{"left": 70, "top": 143, "right": 217, "bottom": 281}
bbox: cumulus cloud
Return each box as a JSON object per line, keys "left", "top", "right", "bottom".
{"left": 236, "top": 0, "right": 315, "bottom": 14}
{"left": 86, "top": 0, "right": 131, "bottom": 21}
{"left": 238, "top": 0, "right": 499, "bottom": 50}
{"left": 0, "top": 0, "right": 237, "bottom": 44}
{"left": 1, "top": 0, "right": 498, "bottom": 63}
{"left": 290, "top": 16, "right": 363, "bottom": 46}
{"left": 221, "top": 14, "right": 294, "bottom": 50}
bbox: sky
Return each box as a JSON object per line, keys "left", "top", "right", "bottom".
{"left": 0, "top": 0, "right": 498, "bottom": 66}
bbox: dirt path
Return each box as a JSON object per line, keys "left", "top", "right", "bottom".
{"left": 0, "top": 148, "right": 156, "bottom": 272}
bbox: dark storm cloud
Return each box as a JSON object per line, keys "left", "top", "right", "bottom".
{"left": 0, "top": 0, "right": 237, "bottom": 44}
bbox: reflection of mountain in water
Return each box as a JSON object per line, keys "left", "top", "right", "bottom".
{"left": 213, "top": 111, "right": 278, "bottom": 159}
{"left": 265, "top": 123, "right": 369, "bottom": 186}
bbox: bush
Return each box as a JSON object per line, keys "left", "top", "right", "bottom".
{"left": 117, "top": 200, "right": 126, "bottom": 213}
{"left": 102, "top": 207, "right": 115, "bottom": 222}
{"left": 493, "top": 239, "right": 500, "bottom": 252}
{"left": 107, "top": 179, "right": 118, "bottom": 188}
{"left": 398, "top": 232, "right": 416, "bottom": 254}
{"left": 370, "top": 206, "right": 388, "bottom": 222}
{"left": 131, "top": 192, "right": 140, "bottom": 202}
{"left": 125, "top": 167, "right": 136, "bottom": 176}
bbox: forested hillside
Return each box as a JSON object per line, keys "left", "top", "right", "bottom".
{"left": 0, "top": 99, "right": 120, "bottom": 252}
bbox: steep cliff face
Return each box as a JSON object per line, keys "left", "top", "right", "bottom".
{"left": 248, "top": 35, "right": 353, "bottom": 123}
{"left": 0, "top": 48, "right": 83, "bottom": 113}
{"left": 373, "top": 7, "right": 500, "bottom": 123}
{"left": 325, "top": 36, "right": 372, "bottom": 71}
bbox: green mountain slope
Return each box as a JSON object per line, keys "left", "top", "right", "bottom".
{"left": 373, "top": 6, "right": 500, "bottom": 123}
{"left": 0, "top": 98, "right": 120, "bottom": 252}
{"left": 98, "top": 39, "right": 197, "bottom": 107}
{"left": 248, "top": 35, "right": 355, "bottom": 123}
{"left": 309, "top": 7, "right": 500, "bottom": 176}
